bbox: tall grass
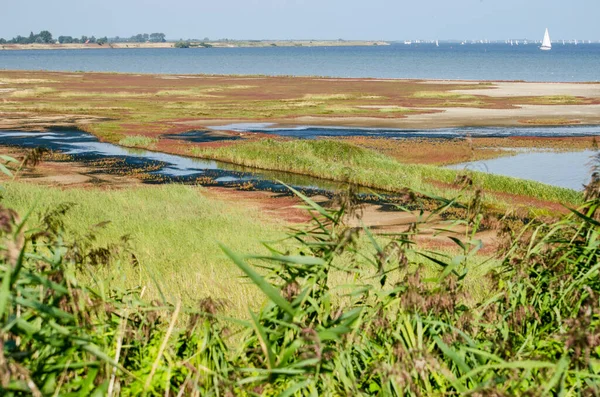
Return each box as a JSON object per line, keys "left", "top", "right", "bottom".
{"left": 413, "top": 91, "right": 478, "bottom": 100}
{"left": 194, "top": 139, "right": 583, "bottom": 207}
{"left": 2, "top": 178, "right": 600, "bottom": 395}
{"left": 1, "top": 183, "right": 285, "bottom": 316}
{"left": 118, "top": 135, "right": 158, "bottom": 149}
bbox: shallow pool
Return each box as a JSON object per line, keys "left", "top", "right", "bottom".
{"left": 209, "top": 123, "right": 600, "bottom": 139}
{"left": 448, "top": 150, "right": 597, "bottom": 191}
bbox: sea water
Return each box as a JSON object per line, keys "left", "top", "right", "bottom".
{"left": 2, "top": 43, "right": 600, "bottom": 82}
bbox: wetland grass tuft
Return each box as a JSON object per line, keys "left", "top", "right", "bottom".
{"left": 194, "top": 139, "right": 583, "bottom": 207}
{"left": 529, "top": 95, "right": 586, "bottom": 105}
{"left": 412, "top": 90, "right": 478, "bottom": 100}
{"left": 118, "top": 135, "right": 159, "bottom": 149}
{"left": 1, "top": 182, "right": 285, "bottom": 314}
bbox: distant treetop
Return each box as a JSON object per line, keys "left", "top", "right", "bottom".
{"left": 0, "top": 31, "right": 168, "bottom": 45}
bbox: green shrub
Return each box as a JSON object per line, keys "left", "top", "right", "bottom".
{"left": 173, "top": 40, "right": 190, "bottom": 49}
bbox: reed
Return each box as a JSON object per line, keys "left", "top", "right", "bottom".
{"left": 2, "top": 173, "right": 600, "bottom": 395}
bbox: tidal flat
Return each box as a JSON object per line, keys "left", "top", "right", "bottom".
{"left": 3, "top": 68, "right": 600, "bottom": 395}
{"left": 1, "top": 69, "right": 598, "bottom": 210}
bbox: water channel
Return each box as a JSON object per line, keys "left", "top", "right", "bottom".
{"left": 1, "top": 126, "right": 598, "bottom": 192}
{"left": 209, "top": 123, "right": 600, "bottom": 191}
{"left": 0, "top": 129, "right": 349, "bottom": 195}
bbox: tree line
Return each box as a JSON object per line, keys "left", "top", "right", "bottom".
{"left": 0, "top": 31, "right": 167, "bottom": 45}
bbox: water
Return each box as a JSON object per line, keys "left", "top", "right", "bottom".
{"left": 209, "top": 123, "right": 599, "bottom": 190}
{"left": 0, "top": 129, "right": 347, "bottom": 194}
{"left": 0, "top": 128, "right": 595, "bottom": 191}
{"left": 449, "top": 150, "right": 597, "bottom": 190}
{"left": 210, "top": 123, "right": 600, "bottom": 139}
{"left": 2, "top": 43, "right": 600, "bottom": 82}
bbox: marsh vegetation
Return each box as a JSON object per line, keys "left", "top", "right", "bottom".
{"left": 2, "top": 171, "right": 600, "bottom": 395}
{"left": 2, "top": 69, "right": 600, "bottom": 395}
{"left": 194, "top": 139, "right": 583, "bottom": 209}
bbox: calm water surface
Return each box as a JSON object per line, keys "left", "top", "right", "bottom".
{"left": 210, "top": 123, "right": 600, "bottom": 190}
{"left": 210, "top": 123, "right": 600, "bottom": 139}
{"left": 0, "top": 130, "right": 347, "bottom": 193}
{"left": 449, "top": 150, "right": 597, "bottom": 191}
{"left": 2, "top": 44, "right": 600, "bottom": 81}
{"left": 0, "top": 128, "right": 595, "bottom": 191}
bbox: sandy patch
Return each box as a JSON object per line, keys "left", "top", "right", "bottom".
{"left": 202, "top": 188, "right": 499, "bottom": 251}
{"left": 0, "top": 114, "right": 109, "bottom": 130}
{"left": 279, "top": 104, "right": 600, "bottom": 129}
{"left": 314, "top": 78, "right": 402, "bottom": 83}
{"left": 401, "top": 104, "right": 600, "bottom": 127}
{"left": 453, "top": 82, "right": 600, "bottom": 98}
{"left": 202, "top": 188, "right": 312, "bottom": 224}
{"left": 347, "top": 204, "right": 417, "bottom": 231}
{"left": 33, "top": 173, "right": 93, "bottom": 185}
{"left": 0, "top": 147, "right": 141, "bottom": 188}
{"left": 420, "top": 80, "right": 482, "bottom": 85}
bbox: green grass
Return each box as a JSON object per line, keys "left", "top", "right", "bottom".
{"left": 4, "top": 181, "right": 599, "bottom": 394}
{"left": 378, "top": 106, "right": 413, "bottom": 113}
{"left": 0, "top": 180, "right": 495, "bottom": 318}
{"left": 530, "top": 95, "right": 585, "bottom": 105}
{"left": 83, "top": 121, "right": 127, "bottom": 143}
{"left": 413, "top": 90, "right": 478, "bottom": 100}
{"left": 118, "top": 135, "right": 159, "bottom": 149}
{"left": 1, "top": 182, "right": 285, "bottom": 316}
{"left": 155, "top": 85, "right": 255, "bottom": 97}
{"left": 57, "top": 91, "right": 155, "bottom": 98}
{"left": 10, "top": 86, "right": 56, "bottom": 97}
{"left": 193, "top": 139, "right": 583, "bottom": 208}
{"left": 0, "top": 77, "right": 57, "bottom": 84}
{"left": 302, "top": 93, "right": 355, "bottom": 100}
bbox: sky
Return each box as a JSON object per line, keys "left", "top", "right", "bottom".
{"left": 1, "top": 0, "right": 598, "bottom": 41}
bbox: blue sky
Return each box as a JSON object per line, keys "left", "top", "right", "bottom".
{"left": 1, "top": 0, "right": 598, "bottom": 40}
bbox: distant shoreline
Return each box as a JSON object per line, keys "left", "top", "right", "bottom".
{"left": 0, "top": 40, "right": 390, "bottom": 51}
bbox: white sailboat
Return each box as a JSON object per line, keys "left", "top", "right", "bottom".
{"left": 540, "top": 28, "right": 552, "bottom": 51}
{"left": 435, "top": 40, "right": 439, "bottom": 47}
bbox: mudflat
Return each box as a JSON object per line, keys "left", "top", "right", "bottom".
{"left": 1, "top": 70, "right": 599, "bottom": 155}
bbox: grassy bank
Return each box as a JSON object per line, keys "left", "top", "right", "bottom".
{"left": 1, "top": 182, "right": 285, "bottom": 315}
{"left": 193, "top": 139, "right": 583, "bottom": 208}
{"left": 2, "top": 181, "right": 600, "bottom": 395}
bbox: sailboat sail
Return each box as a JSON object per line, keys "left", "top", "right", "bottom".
{"left": 540, "top": 28, "right": 552, "bottom": 50}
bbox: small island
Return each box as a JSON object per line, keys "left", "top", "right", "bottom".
{"left": 0, "top": 30, "right": 389, "bottom": 50}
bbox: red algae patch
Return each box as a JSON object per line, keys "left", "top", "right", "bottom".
{"left": 3, "top": 70, "right": 600, "bottom": 149}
